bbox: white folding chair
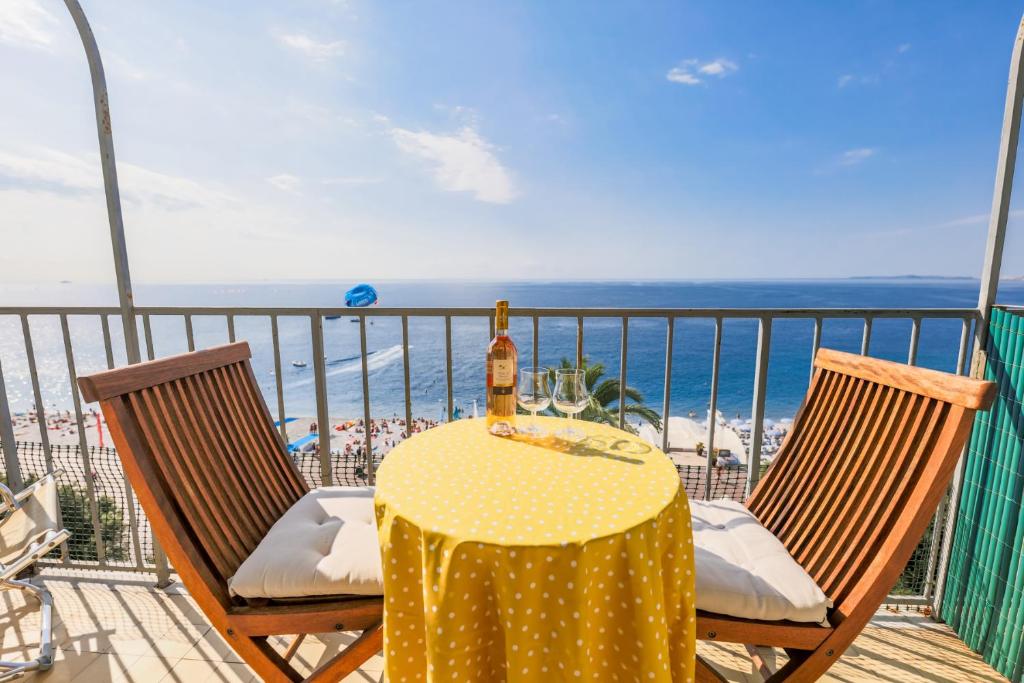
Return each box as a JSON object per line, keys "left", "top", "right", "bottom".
{"left": 0, "top": 473, "right": 70, "bottom": 681}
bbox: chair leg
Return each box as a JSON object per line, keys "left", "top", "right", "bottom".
{"left": 284, "top": 633, "right": 307, "bottom": 661}
{"left": 303, "top": 622, "right": 383, "bottom": 683}
{"left": 744, "top": 644, "right": 776, "bottom": 681}
{"left": 0, "top": 579, "right": 55, "bottom": 682}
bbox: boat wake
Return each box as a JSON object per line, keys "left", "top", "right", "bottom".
{"left": 286, "top": 345, "right": 406, "bottom": 388}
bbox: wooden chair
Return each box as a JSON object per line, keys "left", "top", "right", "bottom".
{"left": 695, "top": 348, "right": 996, "bottom": 682}
{"left": 78, "top": 342, "right": 383, "bottom": 683}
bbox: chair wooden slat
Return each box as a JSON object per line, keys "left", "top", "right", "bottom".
{"left": 221, "top": 363, "right": 306, "bottom": 505}
{"left": 173, "top": 377, "right": 276, "bottom": 543}
{"left": 799, "top": 386, "right": 904, "bottom": 577}
{"left": 770, "top": 373, "right": 863, "bottom": 539}
{"left": 785, "top": 380, "right": 889, "bottom": 559}
{"left": 78, "top": 342, "right": 383, "bottom": 682}
{"left": 190, "top": 370, "right": 289, "bottom": 523}
{"left": 753, "top": 370, "right": 843, "bottom": 522}
{"left": 749, "top": 369, "right": 833, "bottom": 516}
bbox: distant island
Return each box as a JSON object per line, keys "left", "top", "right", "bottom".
{"left": 847, "top": 275, "right": 977, "bottom": 281}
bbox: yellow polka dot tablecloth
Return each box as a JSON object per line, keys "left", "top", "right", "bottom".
{"left": 374, "top": 416, "right": 696, "bottom": 682}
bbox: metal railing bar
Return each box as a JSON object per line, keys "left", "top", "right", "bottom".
{"left": 270, "top": 315, "right": 287, "bottom": 443}
{"left": 576, "top": 317, "right": 584, "bottom": 369}
{"left": 309, "top": 314, "right": 332, "bottom": 486}
{"left": 142, "top": 314, "right": 155, "bottom": 360}
{"left": 810, "top": 317, "right": 822, "bottom": 385}
{"left": 619, "top": 317, "right": 629, "bottom": 429}
{"left": 0, "top": 307, "right": 121, "bottom": 316}
{"left": 860, "top": 317, "right": 872, "bottom": 356}
{"left": 226, "top": 314, "right": 236, "bottom": 343}
{"left": 20, "top": 315, "right": 67, "bottom": 564}
{"left": 59, "top": 314, "right": 107, "bottom": 564}
{"left": 184, "top": 314, "right": 195, "bottom": 352}
{"left": 445, "top": 316, "right": 454, "bottom": 422}
{"left": 661, "top": 317, "right": 675, "bottom": 454}
{"left": 402, "top": 315, "right": 412, "bottom": 431}
{"left": 359, "top": 317, "right": 374, "bottom": 485}
{"left": 20, "top": 315, "right": 54, "bottom": 471}
{"left": 957, "top": 317, "right": 972, "bottom": 376}
{"left": 99, "top": 324, "right": 145, "bottom": 570}
{"left": 532, "top": 315, "right": 539, "bottom": 368}
{"left": 488, "top": 314, "right": 495, "bottom": 340}
{"left": 908, "top": 317, "right": 922, "bottom": 366}
{"left": 100, "top": 315, "right": 115, "bottom": 370}
{"left": 705, "top": 317, "right": 723, "bottom": 500}
{"left": 747, "top": 317, "right": 772, "bottom": 496}
{"left": 0, "top": 358, "right": 23, "bottom": 491}
{"left": 931, "top": 316, "right": 975, "bottom": 613}
{"left": 121, "top": 305, "right": 982, "bottom": 320}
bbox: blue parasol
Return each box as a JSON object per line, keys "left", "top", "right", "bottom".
{"left": 345, "top": 283, "right": 378, "bottom": 307}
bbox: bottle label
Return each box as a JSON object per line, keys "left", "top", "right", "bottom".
{"left": 493, "top": 360, "right": 514, "bottom": 386}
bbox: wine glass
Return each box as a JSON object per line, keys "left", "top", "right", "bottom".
{"left": 517, "top": 368, "right": 551, "bottom": 435}
{"left": 552, "top": 368, "right": 590, "bottom": 441}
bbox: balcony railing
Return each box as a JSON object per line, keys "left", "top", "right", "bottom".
{"left": 0, "top": 304, "right": 978, "bottom": 601}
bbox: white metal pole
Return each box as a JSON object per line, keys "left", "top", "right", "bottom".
{"left": 932, "top": 13, "right": 1024, "bottom": 617}
{"left": 61, "top": 0, "right": 171, "bottom": 587}
{"left": 62, "top": 0, "right": 141, "bottom": 367}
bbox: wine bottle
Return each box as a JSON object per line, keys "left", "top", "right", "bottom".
{"left": 486, "top": 300, "right": 518, "bottom": 435}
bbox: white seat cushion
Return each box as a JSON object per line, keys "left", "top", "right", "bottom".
{"left": 691, "top": 499, "right": 831, "bottom": 624}
{"left": 229, "top": 486, "right": 383, "bottom": 599}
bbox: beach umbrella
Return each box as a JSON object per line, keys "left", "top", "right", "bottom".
{"left": 345, "top": 283, "right": 378, "bottom": 307}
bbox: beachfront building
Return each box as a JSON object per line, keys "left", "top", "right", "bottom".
{"left": 1, "top": 4, "right": 1024, "bottom": 683}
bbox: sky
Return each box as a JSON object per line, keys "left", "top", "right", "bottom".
{"left": 1, "top": 0, "right": 1024, "bottom": 284}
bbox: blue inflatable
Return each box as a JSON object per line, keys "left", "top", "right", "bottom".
{"left": 344, "top": 283, "right": 378, "bottom": 307}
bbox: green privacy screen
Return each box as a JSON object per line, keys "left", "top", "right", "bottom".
{"left": 942, "top": 306, "right": 1024, "bottom": 682}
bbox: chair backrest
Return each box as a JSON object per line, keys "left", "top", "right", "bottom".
{"left": 746, "top": 347, "right": 996, "bottom": 623}
{"left": 79, "top": 342, "right": 308, "bottom": 607}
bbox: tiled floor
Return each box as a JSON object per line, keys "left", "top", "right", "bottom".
{"left": 0, "top": 570, "right": 1004, "bottom": 682}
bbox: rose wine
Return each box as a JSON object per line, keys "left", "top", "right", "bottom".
{"left": 486, "top": 300, "right": 518, "bottom": 435}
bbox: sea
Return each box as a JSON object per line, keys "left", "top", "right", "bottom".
{"left": 3, "top": 279, "right": 1023, "bottom": 423}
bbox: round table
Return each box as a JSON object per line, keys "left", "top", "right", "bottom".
{"left": 374, "top": 416, "right": 696, "bottom": 682}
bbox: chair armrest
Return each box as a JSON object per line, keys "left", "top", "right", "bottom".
{"left": 0, "top": 471, "right": 65, "bottom": 515}
{"left": 0, "top": 482, "right": 17, "bottom": 514}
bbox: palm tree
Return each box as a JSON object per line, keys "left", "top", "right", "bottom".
{"left": 545, "top": 357, "right": 662, "bottom": 434}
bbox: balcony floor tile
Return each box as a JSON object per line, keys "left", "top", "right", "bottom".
{"left": 0, "top": 570, "right": 1005, "bottom": 682}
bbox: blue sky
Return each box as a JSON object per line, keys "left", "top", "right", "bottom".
{"left": 1, "top": 0, "right": 1023, "bottom": 282}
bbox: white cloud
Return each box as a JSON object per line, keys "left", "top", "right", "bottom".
{"left": 321, "top": 176, "right": 382, "bottom": 186}
{"left": 390, "top": 126, "right": 517, "bottom": 204}
{"left": 266, "top": 173, "right": 302, "bottom": 192}
{"left": 667, "top": 58, "right": 738, "bottom": 86}
{"left": 698, "top": 58, "right": 738, "bottom": 76}
{"left": 837, "top": 74, "right": 854, "bottom": 88}
{"left": 0, "top": 0, "right": 58, "bottom": 50}
{"left": 0, "top": 146, "right": 233, "bottom": 210}
{"left": 666, "top": 67, "right": 702, "bottom": 85}
{"left": 897, "top": 43, "right": 912, "bottom": 54}
{"left": 276, "top": 32, "right": 346, "bottom": 62}
{"left": 837, "top": 148, "right": 877, "bottom": 166}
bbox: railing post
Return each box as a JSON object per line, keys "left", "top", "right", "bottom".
{"left": 310, "top": 313, "right": 333, "bottom": 486}
{"left": 359, "top": 317, "right": 374, "bottom": 485}
{"left": 932, "top": 316, "right": 980, "bottom": 615}
{"left": 705, "top": 318, "right": 723, "bottom": 500}
{"left": 661, "top": 318, "right": 674, "bottom": 454}
{"left": 618, "top": 317, "right": 629, "bottom": 429}
{"left": 0, "top": 358, "right": 23, "bottom": 492}
{"left": 746, "top": 317, "right": 772, "bottom": 497}
{"left": 64, "top": 0, "right": 173, "bottom": 588}
{"left": 62, "top": 0, "right": 140, "bottom": 367}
